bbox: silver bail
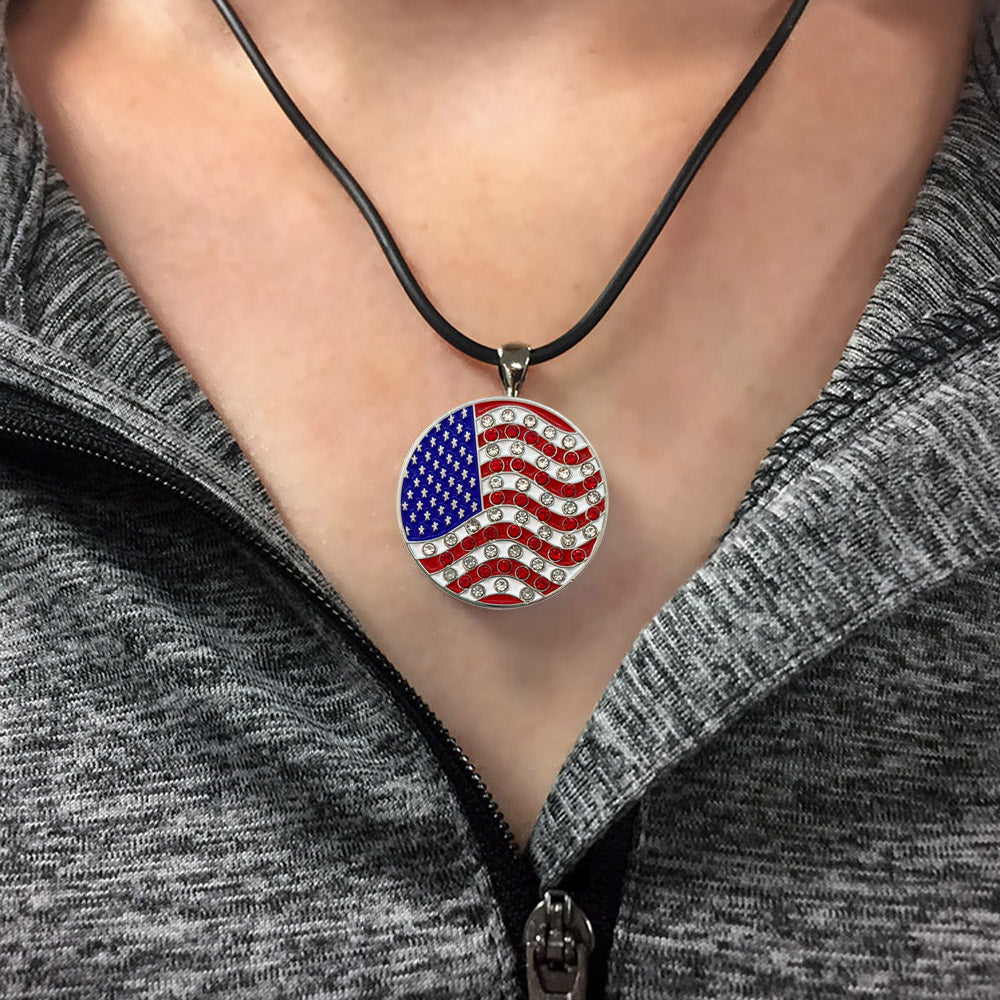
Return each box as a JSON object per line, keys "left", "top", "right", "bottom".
{"left": 498, "top": 343, "right": 531, "bottom": 398}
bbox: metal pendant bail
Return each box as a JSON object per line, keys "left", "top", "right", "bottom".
{"left": 498, "top": 343, "right": 531, "bottom": 398}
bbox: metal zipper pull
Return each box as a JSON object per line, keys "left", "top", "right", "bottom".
{"left": 524, "top": 889, "right": 595, "bottom": 1000}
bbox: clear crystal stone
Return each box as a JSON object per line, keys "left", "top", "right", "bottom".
{"left": 463, "top": 555, "right": 478, "bottom": 570}
{"left": 501, "top": 408, "right": 516, "bottom": 422}
{"left": 444, "top": 533, "right": 458, "bottom": 547}
{"left": 540, "top": 493, "right": 554, "bottom": 507}
{"left": 583, "top": 525, "right": 598, "bottom": 540}
{"left": 561, "top": 534, "right": 577, "bottom": 548}
{"left": 563, "top": 501, "right": 578, "bottom": 516}
{"left": 480, "top": 414, "right": 495, "bottom": 428}
{"left": 536, "top": 456, "right": 550, "bottom": 469}
{"left": 467, "top": 518, "right": 482, "bottom": 533}
{"left": 421, "top": 543, "right": 436, "bottom": 556}
{"left": 515, "top": 510, "right": 530, "bottom": 525}
{"left": 443, "top": 568, "right": 458, "bottom": 582}
{"left": 581, "top": 463, "right": 595, "bottom": 477}
{"left": 486, "top": 443, "right": 501, "bottom": 458}
{"left": 494, "top": 578, "right": 509, "bottom": 593}
{"left": 538, "top": 525, "right": 553, "bottom": 540}
{"left": 471, "top": 584, "right": 486, "bottom": 599}
{"left": 523, "top": 414, "right": 538, "bottom": 428}
{"left": 519, "top": 588, "right": 535, "bottom": 602}
{"left": 489, "top": 476, "right": 504, "bottom": 489}
{"left": 551, "top": 569, "right": 567, "bottom": 583}
{"left": 557, "top": 467, "right": 571, "bottom": 481}
{"left": 510, "top": 441, "right": 525, "bottom": 456}
{"left": 484, "top": 544, "right": 499, "bottom": 559}
{"left": 543, "top": 426, "right": 556, "bottom": 440}
{"left": 487, "top": 509, "right": 504, "bottom": 523}
{"left": 561, "top": 435, "right": 577, "bottom": 449}
{"left": 530, "top": 557, "right": 545, "bottom": 572}
{"left": 587, "top": 491, "right": 601, "bottom": 505}
{"left": 516, "top": 478, "right": 531, "bottom": 492}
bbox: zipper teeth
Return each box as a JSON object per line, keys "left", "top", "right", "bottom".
{"left": 0, "top": 418, "right": 521, "bottom": 860}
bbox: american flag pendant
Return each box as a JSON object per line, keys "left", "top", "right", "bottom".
{"left": 397, "top": 397, "right": 608, "bottom": 608}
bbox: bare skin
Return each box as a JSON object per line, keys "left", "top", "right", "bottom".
{"left": 7, "top": 0, "right": 980, "bottom": 848}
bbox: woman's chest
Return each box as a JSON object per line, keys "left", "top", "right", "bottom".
{"left": 7, "top": 2, "right": 978, "bottom": 842}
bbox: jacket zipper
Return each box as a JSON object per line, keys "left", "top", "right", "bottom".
{"left": 524, "top": 890, "right": 595, "bottom": 1000}
{"left": 0, "top": 404, "right": 599, "bottom": 995}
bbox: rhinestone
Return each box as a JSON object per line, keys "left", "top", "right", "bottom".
{"left": 523, "top": 414, "right": 538, "bottom": 428}
{"left": 510, "top": 441, "right": 525, "bottom": 456}
{"left": 489, "top": 475, "right": 504, "bottom": 490}
{"left": 543, "top": 426, "right": 557, "bottom": 440}
{"left": 471, "top": 584, "right": 486, "bottom": 599}
{"left": 536, "top": 456, "right": 550, "bottom": 470}
{"left": 561, "top": 435, "right": 577, "bottom": 449}
{"left": 444, "top": 533, "right": 458, "bottom": 547}
{"left": 501, "top": 408, "right": 516, "bottom": 422}
{"left": 486, "top": 443, "right": 501, "bottom": 458}
{"left": 583, "top": 524, "right": 598, "bottom": 540}
{"left": 581, "top": 462, "right": 596, "bottom": 477}
{"left": 557, "top": 466, "right": 571, "bottom": 481}
{"left": 508, "top": 544, "right": 524, "bottom": 560}
{"left": 540, "top": 493, "right": 554, "bottom": 507}
{"left": 494, "top": 578, "right": 509, "bottom": 593}
{"left": 551, "top": 568, "right": 567, "bottom": 584}
{"left": 463, "top": 555, "right": 478, "bottom": 570}
{"left": 538, "top": 525, "right": 553, "bottom": 540}
{"left": 515, "top": 510, "right": 530, "bottom": 525}
{"left": 484, "top": 544, "right": 499, "bottom": 559}
{"left": 480, "top": 414, "right": 495, "bottom": 428}
{"left": 421, "top": 542, "right": 437, "bottom": 556}
{"left": 562, "top": 501, "right": 578, "bottom": 516}
{"left": 516, "top": 478, "right": 531, "bottom": 493}
{"left": 587, "top": 491, "right": 601, "bottom": 506}
{"left": 561, "top": 534, "right": 577, "bottom": 548}
{"left": 487, "top": 509, "right": 504, "bottom": 523}
{"left": 466, "top": 518, "right": 482, "bottom": 534}
{"left": 443, "top": 568, "right": 458, "bottom": 582}
{"left": 520, "top": 588, "right": 535, "bottom": 602}
{"left": 530, "top": 557, "right": 545, "bottom": 572}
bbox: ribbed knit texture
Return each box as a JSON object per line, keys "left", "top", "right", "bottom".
{"left": 4, "top": 2, "right": 1000, "bottom": 997}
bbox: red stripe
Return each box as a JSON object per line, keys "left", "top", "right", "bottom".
{"left": 477, "top": 423, "right": 593, "bottom": 466}
{"left": 470, "top": 491, "right": 604, "bottom": 533}
{"left": 473, "top": 399, "right": 576, "bottom": 434}
{"left": 478, "top": 457, "right": 603, "bottom": 499}
{"left": 443, "top": 558, "right": 565, "bottom": 598}
{"left": 479, "top": 594, "right": 525, "bottom": 606}
{"left": 422, "top": 526, "right": 598, "bottom": 575}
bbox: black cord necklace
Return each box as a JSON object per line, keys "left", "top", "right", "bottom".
{"left": 211, "top": 0, "right": 813, "bottom": 609}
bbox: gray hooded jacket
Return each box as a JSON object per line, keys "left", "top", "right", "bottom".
{"left": 4, "top": 4, "right": 1000, "bottom": 998}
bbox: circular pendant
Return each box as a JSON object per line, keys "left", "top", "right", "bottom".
{"left": 398, "top": 397, "right": 608, "bottom": 608}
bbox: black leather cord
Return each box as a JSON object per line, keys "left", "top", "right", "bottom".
{"left": 210, "top": 0, "right": 813, "bottom": 366}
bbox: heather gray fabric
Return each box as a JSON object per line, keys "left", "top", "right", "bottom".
{"left": 4, "top": 3, "right": 1000, "bottom": 997}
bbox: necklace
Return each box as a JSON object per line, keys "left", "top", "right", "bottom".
{"left": 211, "top": 0, "right": 812, "bottom": 608}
